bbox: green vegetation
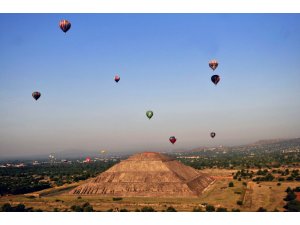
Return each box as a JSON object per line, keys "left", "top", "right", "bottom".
{"left": 70, "top": 202, "right": 94, "bottom": 212}
{"left": 0, "top": 203, "right": 42, "bottom": 212}
{"left": 229, "top": 182, "right": 234, "bottom": 187}
{"left": 141, "top": 206, "right": 155, "bottom": 212}
{"left": 0, "top": 160, "right": 118, "bottom": 195}
{"left": 166, "top": 206, "right": 177, "bottom": 212}
{"left": 175, "top": 139, "right": 300, "bottom": 169}
{"left": 205, "top": 205, "right": 215, "bottom": 212}
{"left": 236, "top": 200, "right": 243, "bottom": 206}
{"left": 283, "top": 186, "right": 300, "bottom": 212}
{"left": 216, "top": 207, "right": 227, "bottom": 212}
{"left": 257, "top": 207, "right": 267, "bottom": 212}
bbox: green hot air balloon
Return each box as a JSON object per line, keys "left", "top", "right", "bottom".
{"left": 146, "top": 110, "right": 154, "bottom": 119}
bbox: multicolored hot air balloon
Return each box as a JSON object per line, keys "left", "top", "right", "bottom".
{"left": 211, "top": 75, "right": 220, "bottom": 85}
{"left": 210, "top": 132, "right": 216, "bottom": 138}
{"left": 32, "top": 91, "right": 41, "bottom": 101}
{"left": 59, "top": 19, "right": 71, "bottom": 33}
{"left": 209, "top": 59, "right": 218, "bottom": 71}
{"left": 169, "top": 136, "right": 177, "bottom": 144}
{"left": 114, "top": 75, "right": 120, "bottom": 83}
{"left": 146, "top": 110, "right": 154, "bottom": 119}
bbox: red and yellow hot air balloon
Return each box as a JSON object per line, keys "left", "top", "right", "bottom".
{"left": 59, "top": 19, "right": 71, "bottom": 33}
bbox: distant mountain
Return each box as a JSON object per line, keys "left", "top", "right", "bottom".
{"left": 251, "top": 138, "right": 292, "bottom": 145}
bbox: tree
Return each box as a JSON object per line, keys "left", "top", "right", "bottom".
{"left": 141, "top": 206, "right": 155, "bottom": 212}
{"left": 216, "top": 207, "right": 227, "bottom": 212}
{"left": 284, "top": 191, "right": 296, "bottom": 201}
{"left": 284, "top": 200, "right": 300, "bottom": 212}
{"left": 70, "top": 205, "right": 83, "bottom": 212}
{"left": 232, "top": 208, "right": 240, "bottom": 212}
{"left": 257, "top": 207, "right": 267, "bottom": 212}
{"left": 83, "top": 205, "right": 94, "bottom": 212}
{"left": 236, "top": 200, "right": 243, "bottom": 206}
{"left": 166, "top": 206, "right": 177, "bottom": 212}
{"left": 120, "top": 208, "right": 129, "bottom": 212}
{"left": 206, "top": 205, "right": 215, "bottom": 212}
{"left": 229, "top": 182, "right": 234, "bottom": 187}
{"left": 1, "top": 203, "right": 12, "bottom": 212}
{"left": 15, "top": 204, "right": 26, "bottom": 212}
{"left": 286, "top": 187, "right": 292, "bottom": 193}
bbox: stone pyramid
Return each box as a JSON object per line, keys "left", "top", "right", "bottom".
{"left": 69, "top": 152, "right": 214, "bottom": 197}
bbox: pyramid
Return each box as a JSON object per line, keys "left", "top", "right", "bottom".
{"left": 69, "top": 152, "right": 214, "bottom": 197}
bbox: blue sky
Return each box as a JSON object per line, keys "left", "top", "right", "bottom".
{"left": 0, "top": 14, "right": 300, "bottom": 158}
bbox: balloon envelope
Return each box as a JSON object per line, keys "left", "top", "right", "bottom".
{"left": 209, "top": 59, "right": 218, "bottom": 71}
{"left": 59, "top": 19, "right": 71, "bottom": 33}
{"left": 115, "top": 75, "right": 120, "bottom": 83}
{"left": 211, "top": 75, "right": 220, "bottom": 85}
{"left": 32, "top": 92, "right": 41, "bottom": 101}
{"left": 169, "top": 136, "right": 177, "bottom": 144}
{"left": 146, "top": 110, "right": 154, "bottom": 119}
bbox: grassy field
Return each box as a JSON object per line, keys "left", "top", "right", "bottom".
{"left": 0, "top": 169, "right": 299, "bottom": 212}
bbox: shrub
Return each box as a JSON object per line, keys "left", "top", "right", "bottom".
{"left": 1, "top": 203, "right": 13, "bottom": 212}
{"left": 284, "top": 191, "right": 296, "bottom": 201}
{"left": 229, "top": 182, "right": 234, "bottom": 187}
{"left": 120, "top": 208, "right": 129, "bottom": 212}
{"left": 166, "top": 206, "right": 177, "bottom": 212}
{"left": 15, "top": 204, "right": 26, "bottom": 212}
{"left": 257, "top": 207, "right": 267, "bottom": 212}
{"left": 284, "top": 200, "right": 300, "bottom": 212}
{"left": 232, "top": 208, "right": 240, "bottom": 212}
{"left": 206, "top": 205, "right": 215, "bottom": 212}
{"left": 112, "top": 197, "right": 123, "bottom": 201}
{"left": 141, "top": 206, "right": 155, "bottom": 212}
{"left": 216, "top": 207, "right": 227, "bottom": 212}
{"left": 236, "top": 200, "right": 243, "bottom": 206}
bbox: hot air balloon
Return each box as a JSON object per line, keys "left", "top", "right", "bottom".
{"left": 210, "top": 132, "right": 216, "bottom": 138}
{"left": 211, "top": 75, "right": 220, "bottom": 85}
{"left": 32, "top": 92, "right": 41, "bottom": 101}
{"left": 146, "top": 110, "right": 154, "bottom": 119}
{"left": 85, "top": 157, "right": 91, "bottom": 163}
{"left": 169, "top": 136, "right": 177, "bottom": 144}
{"left": 59, "top": 19, "right": 71, "bottom": 33}
{"left": 100, "top": 150, "right": 106, "bottom": 154}
{"left": 209, "top": 59, "right": 218, "bottom": 71}
{"left": 114, "top": 75, "right": 120, "bottom": 83}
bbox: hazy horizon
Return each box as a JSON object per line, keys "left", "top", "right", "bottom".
{"left": 1, "top": 14, "right": 300, "bottom": 158}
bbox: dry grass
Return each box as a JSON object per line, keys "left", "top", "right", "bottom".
{"left": 1, "top": 169, "right": 299, "bottom": 212}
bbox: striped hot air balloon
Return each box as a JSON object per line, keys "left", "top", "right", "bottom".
{"left": 209, "top": 59, "right": 218, "bottom": 71}
{"left": 59, "top": 19, "right": 71, "bottom": 33}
